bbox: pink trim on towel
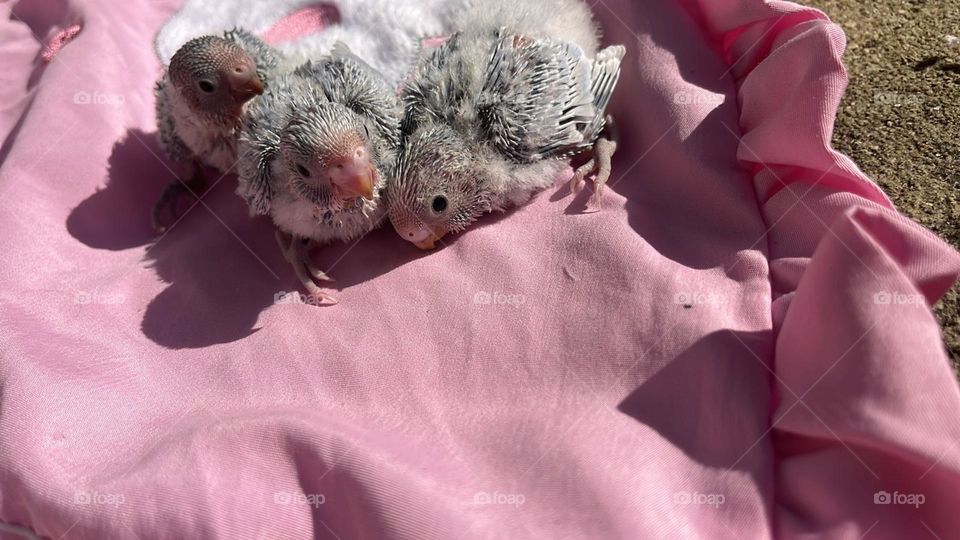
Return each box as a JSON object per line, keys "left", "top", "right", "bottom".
{"left": 261, "top": 4, "right": 340, "bottom": 45}
{"left": 41, "top": 24, "right": 82, "bottom": 62}
{"left": 420, "top": 35, "right": 451, "bottom": 50}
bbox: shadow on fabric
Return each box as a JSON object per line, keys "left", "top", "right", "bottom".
{"left": 68, "top": 128, "right": 428, "bottom": 349}
{"left": 10, "top": 0, "right": 72, "bottom": 89}
{"left": 618, "top": 329, "right": 774, "bottom": 472}
{"left": 67, "top": 129, "right": 174, "bottom": 251}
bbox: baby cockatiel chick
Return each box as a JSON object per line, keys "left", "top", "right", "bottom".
{"left": 237, "top": 44, "right": 401, "bottom": 304}
{"left": 152, "top": 29, "right": 281, "bottom": 232}
{"left": 389, "top": 0, "right": 625, "bottom": 249}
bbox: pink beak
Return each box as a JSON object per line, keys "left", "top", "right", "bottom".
{"left": 225, "top": 62, "right": 263, "bottom": 102}
{"left": 329, "top": 148, "right": 376, "bottom": 200}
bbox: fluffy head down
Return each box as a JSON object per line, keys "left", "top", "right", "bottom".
{"left": 388, "top": 124, "right": 491, "bottom": 249}
{"left": 279, "top": 102, "right": 378, "bottom": 210}
{"left": 169, "top": 35, "right": 264, "bottom": 124}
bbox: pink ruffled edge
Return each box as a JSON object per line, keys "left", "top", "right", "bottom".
{"left": 681, "top": 0, "right": 958, "bottom": 305}
{"left": 685, "top": 0, "right": 895, "bottom": 210}
{"left": 684, "top": 1, "right": 960, "bottom": 537}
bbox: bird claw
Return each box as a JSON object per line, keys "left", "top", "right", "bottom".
{"left": 150, "top": 183, "right": 190, "bottom": 234}
{"left": 303, "top": 284, "right": 339, "bottom": 306}
{"left": 308, "top": 265, "right": 335, "bottom": 282}
{"left": 570, "top": 116, "right": 619, "bottom": 210}
{"left": 276, "top": 231, "right": 338, "bottom": 305}
{"left": 570, "top": 158, "right": 595, "bottom": 195}
{"left": 150, "top": 167, "right": 206, "bottom": 234}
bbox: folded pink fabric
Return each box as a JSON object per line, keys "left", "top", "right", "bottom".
{"left": 1, "top": 0, "right": 958, "bottom": 539}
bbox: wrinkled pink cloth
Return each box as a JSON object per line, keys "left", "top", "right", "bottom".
{"left": 1, "top": 0, "right": 959, "bottom": 539}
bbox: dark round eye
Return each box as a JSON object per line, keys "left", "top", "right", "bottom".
{"left": 197, "top": 80, "right": 216, "bottom": 93}
{"left": 431, "top": 195, "right": 448, "bottom": 213}
{"left": 296, "top": 164, "right": 310, "bottom": 177}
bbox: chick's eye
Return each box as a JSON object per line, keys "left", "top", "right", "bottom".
{"left": 296, "top": 164, "right": 311, "bottom": 177}
{"left": 197, "top": 80, "right": 216, "bottom": 93}
{"left": 431, "top": 195, "right": 448, "bottom": 213}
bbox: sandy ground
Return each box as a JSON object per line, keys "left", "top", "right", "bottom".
{"left": 802, "top": 0, "right": 960, "bottom": 367}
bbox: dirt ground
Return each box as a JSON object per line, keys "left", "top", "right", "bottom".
{"left": 802, "top": 0, "right": 960, "bottom": 368}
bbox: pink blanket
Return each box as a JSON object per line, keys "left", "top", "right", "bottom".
{"left": 2, "top": 0, "right": 959, "bottom": 538}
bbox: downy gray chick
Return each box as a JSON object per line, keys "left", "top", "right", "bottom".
{"left": 389, "top": 0, "right": 624, "bottom": 249}
{"left": 153, "top": 29, "right": 281, "bottom": 232}
{"left": 237, "top": 43, "right": 401, "bottom": 305}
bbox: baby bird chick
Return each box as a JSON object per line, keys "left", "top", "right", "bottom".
{"left": 238, "top": 44, "right": 401, "bottom": 304}
{"left": 153, "top": 29, "right": 280, "bottom": 232}
{"left": 389, "top": 0, "right": 624, "bottom": 249}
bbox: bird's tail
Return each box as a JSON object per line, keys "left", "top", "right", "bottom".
{"left": 585, "top": 45, "right": 625, "bottom": 141}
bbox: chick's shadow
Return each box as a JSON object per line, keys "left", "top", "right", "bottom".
{"left": 68, "top": 128, "right": 424, "bottom": 350}
{"left": 67, "top": 129, "right": 170, "bottom": 250}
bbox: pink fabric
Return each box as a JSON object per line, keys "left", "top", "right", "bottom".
{"left": 1, "top": 0, "right": 959, "bottom": 538}
{"left": 260, "top": 4, "right": 340, "bottom": 46}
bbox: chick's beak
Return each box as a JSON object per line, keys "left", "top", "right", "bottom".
{"left": 329, "top": 151, "right": 376, "bottom": 200}
{"left": 394, "top": 223, "right": 443, "bottom": 250}
{"left": 225, "top": 63, "right": 263, "bottom": 102}
{"left": 414, "top": 237, "right": 438, "bottom": 250}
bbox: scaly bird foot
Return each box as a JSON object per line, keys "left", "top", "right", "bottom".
{"left": 275, "top": 231, "right": 337, "bottom": 305}
{"left": 151, "top": 164, "right": 207, "bottom": 234}
{"left": 569, "top": 115, "right": 619, "bottom": 209}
